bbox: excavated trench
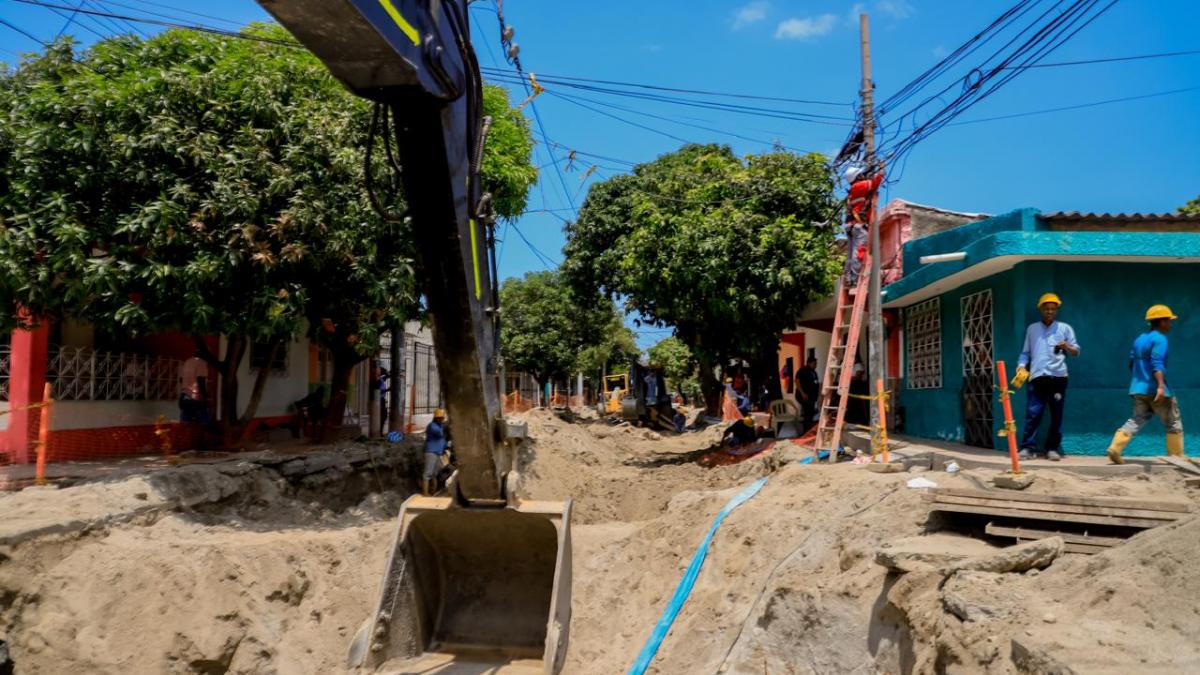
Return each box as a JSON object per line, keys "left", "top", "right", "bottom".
{"left": 0, "top": 443, "right": 418, "bottom": 674}
{"left": 1, "top": 411, "right": 1197, "bottom": 674}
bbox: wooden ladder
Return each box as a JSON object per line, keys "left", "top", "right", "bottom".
{"left": 814, "top": 249, "right": 872, "bottom": 461}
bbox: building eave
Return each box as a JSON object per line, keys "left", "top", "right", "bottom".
{"left": 883, "top": 230, "right": 1200, "bottom": 308}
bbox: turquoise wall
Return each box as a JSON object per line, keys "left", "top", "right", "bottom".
{"left": 899, "top": 261, "right": 1200, "bottom": 456}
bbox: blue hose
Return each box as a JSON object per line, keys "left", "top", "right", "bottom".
{"left": 627, "top": 476, "right": 768, "bottom": 675}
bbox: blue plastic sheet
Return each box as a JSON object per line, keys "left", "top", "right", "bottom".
{"left": 627, "top": 476, "right": 769, "bottom": 675}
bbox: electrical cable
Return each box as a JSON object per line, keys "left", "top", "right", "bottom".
{"left": 1013, "top": 47, "right": 1200, "bottom": 68}
{"left": 949, "top": 83, "right": 1200, "bottom": 125}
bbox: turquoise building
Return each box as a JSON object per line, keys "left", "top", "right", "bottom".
{"left": 880, "top": 207, "right": 1200, "bottom": 457}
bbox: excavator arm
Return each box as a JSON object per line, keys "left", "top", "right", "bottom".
{"left": 255, "top": 2, "right": 571, "bottom": 671}
{"left": 259, "top": 0, "right": 504, "bottom": 503}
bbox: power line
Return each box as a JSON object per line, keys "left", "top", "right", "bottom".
{"left": 483, "top": 68, "right": 854, "bottom": 125}
{"left": 509, "top": 222, "right": 560, "bottom": 269}
{"left": 11, "top": 0, "right": 305, "bottom": 48}
{"left": 0, "top": 17, "right": 46, "bottom": 45}
{"left": 1013, "top": 47, "right": 1200, "bottom": 68}
{"left": 479, "top": 66, "right": 849, "bottom": 107}
{"left": 950, "top": 83, "right": 1200, "bottom": 125}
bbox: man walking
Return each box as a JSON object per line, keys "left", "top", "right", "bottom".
{"left": 1012, "top": 293, "right": 1080, "bottom": 460}
{"left": 1106, "top": 305, "right": 1184, "bottom": 464}
{"left": 422, "top": 408, "right": 449, "bottom": 495}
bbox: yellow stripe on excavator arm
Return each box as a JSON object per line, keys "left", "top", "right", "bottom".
{"left": 378, "top": 0, "right": 421, "bottom": 46}
{"left": 469, "top": 218, "right": 482, "bottom": 300}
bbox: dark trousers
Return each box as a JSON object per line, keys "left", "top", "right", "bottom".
{"left": 800, "top": 397, "right": 817, "bottom": 432}
{"left": 1021, "top": 376, "right": 1068, "bottom": 452}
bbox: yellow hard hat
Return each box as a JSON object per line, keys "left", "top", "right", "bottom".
{"left": 433, "top": 408, "right": 446, "bottom": 419}
{"left": 742, "top": 416, "right": 755, "bottom": 427}
{"left": 1145, "top": 305, "right": 1178, "bottom": 322}
{"left": 1037, "top": 293, "right": 1062, "bottom": 308}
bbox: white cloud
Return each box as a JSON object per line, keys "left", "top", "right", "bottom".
{"left": 774, "top": 14, "right": 838, "bottom": 40}
{"left": 876, "top": 0, "right": 915, "bottom": 20}
{"left": 732, "top": 1, "right": 769, "bottom": 30}
{"left": 847, "top": 2, "right": 865, "bottom": 25}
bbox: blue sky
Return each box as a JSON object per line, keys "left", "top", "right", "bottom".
{"left": 3, "top": 1, "right": 1199, "bottom": 348}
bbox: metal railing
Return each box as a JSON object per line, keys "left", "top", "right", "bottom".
{"left": 0, "top": 344, "right": 9, "bottom": 401}
{"left": 46, "top": 345, "right": 181, "bottom": 401}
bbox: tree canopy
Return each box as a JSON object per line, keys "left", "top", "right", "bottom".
{"left": 647, "top": 335, "right": 701, "bottom": 400}
{"left": 563, "top": 143, "right": 839, "bottom": 410}
{"left": 498, "top": 270, "right": 624, "bottom": 386}
{"left": 1182, "top": 196, "right": 1200, "bottom": 216}
{"left": 0, "top": 28, "right": 537, "bottom": 432}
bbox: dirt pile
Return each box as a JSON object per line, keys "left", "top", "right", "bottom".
{"left": 0, "top": 444, "right": 414, "bottom": 674}
{"left": 0, "top": 410, "right": 1196, "bottom": 674}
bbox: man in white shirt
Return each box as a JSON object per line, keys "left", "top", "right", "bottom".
{"left": 1011, "top": 293, "right": 1080, "bottom": 461}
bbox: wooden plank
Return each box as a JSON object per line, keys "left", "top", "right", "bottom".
{"left": 1185, "top": 477, "right": 1200, "bottom": 489}
{"left": 985, "top": 523, "right": 1124, "bottom": 547}
{"left": 927, "top": 487, "right": 1192, "bottom": 514}
{"left": 928, "top": 502, "right": 1170, "bottom": 529}
{"left": 1017, "top": 538, "right": 1110, "bottom": 555}
{"left": 926, "top": 494, "right": 1184, "bottom": 521}
{"left": 1158, "top": 456, "right": 1200, "bottom": 477}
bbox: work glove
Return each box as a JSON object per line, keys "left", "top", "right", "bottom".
{"left": 1011, "top": 367, "right": 1030, "bottom": 390}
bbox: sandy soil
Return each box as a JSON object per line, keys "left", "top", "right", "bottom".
{"left": 0, "top": 410, "right": 1197, "bottom": 674}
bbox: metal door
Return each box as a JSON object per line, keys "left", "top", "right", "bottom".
{"left": 961, "top": 290, "right": 994, "bottom": 448}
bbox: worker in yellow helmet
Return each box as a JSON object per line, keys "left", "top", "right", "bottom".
{"left": 1106, "top": 305, "right": 1183, "bottom": 464}
{"left": 421, "top": 408, "right": 449, "bottom": 495}
{"left": 1011, "top": 293, "right": 1079, "bottom": 461}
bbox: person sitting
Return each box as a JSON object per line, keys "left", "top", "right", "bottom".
{"left": 672, "top": 408, "right": 687, "bottom": 433}
{"left": 722, "top": 416, "right": 758, "bottom": 446}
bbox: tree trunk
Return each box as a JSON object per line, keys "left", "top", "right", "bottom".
{"left": 388, "top": 328, "right": 404, "bottom": 433}
{"left": 237, "top": 339, "right": 282, "bottom": 441}
{"left": 749, "top": 345, "right": 783, "bottom": 410}
{"left": 367, "top": 357, "right": 380, "bottom": 438}
{"left": 320, "top": 349, "right": 364, "bottom": 442}
{"left": 697, "top": 355, "right": 723, "bottom": 417}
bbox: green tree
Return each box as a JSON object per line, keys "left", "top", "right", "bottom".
{"left": 0, "top": 30, "right": 536, "bottom": 436}
{"left": 647, "top": 335, "right": 701, "bottom": 401}
{"left": 499, "top": 270, "right": 619, "bottom": 399}
{"left": 563, "top": 143, "right": 839, "bottom": 413}
{"left": 575, "top": 312, "right": 640, "bottom": 380}
{"left": 1182, "top": 196, "right": 1200, "bottom": 216}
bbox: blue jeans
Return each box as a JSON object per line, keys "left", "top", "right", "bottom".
{"left": 1021, "top": 376, "right": 1067, "bottom": 453}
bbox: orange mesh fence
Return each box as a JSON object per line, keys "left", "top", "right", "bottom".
{"left": 502, "top": 391, "right": 535, "bottom": 414}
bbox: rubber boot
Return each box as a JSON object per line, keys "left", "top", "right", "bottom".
{"left": 1106, "top": 430, "right": 1132, "bottom": 465}
{"left": 421, "top": 479, "right": 432, "bottom": 496}
{"left": 1166, "top": 432, "right": 1185, "bottom": 458}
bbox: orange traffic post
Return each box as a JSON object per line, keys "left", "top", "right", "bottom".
{"left": 405, "top": 383, "right": 417, "bottom": 433}
{"left": 875, "top": 378, "right": 889, "bottom": 463}
{"left": 995, "top": 360, "right": 1021, "bottom": 474}
{"left": 34, "top": 382, "right": 52, "bottom": 486}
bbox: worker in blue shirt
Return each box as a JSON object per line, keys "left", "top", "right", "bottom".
{"left": 1011, "top": 293, "right": 1079, "bottom": 461}
{"left": 1106, "top": 305, "right": 1184, "bottom": 464}
{"left": 422, "top": 408, "right": 449, "bottom": 495}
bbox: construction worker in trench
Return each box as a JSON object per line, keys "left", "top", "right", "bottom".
{"left": 1106, "top": 305, "right": 1184, "bottom": 464}
{"left": 421, "top": 408, "right": 449, "bottom": 495}
{"left": 1011, "top": 293, "right": 1080, "bottom": 461}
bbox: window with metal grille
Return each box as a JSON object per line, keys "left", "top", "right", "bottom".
{"left": 905, "top": 298, "right": 942, "bottom": 389}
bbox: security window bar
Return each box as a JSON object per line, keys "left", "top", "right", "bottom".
{"left": 905, "top": 298, "right": 942, "bottom": 390}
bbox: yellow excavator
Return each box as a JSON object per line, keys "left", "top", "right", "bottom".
{"left": 254, "top": 2, "right": 571, "bottom": 672}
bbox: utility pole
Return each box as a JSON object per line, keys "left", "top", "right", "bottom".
{"left": 859, "top": 12, "right": 885, "bottom": 434}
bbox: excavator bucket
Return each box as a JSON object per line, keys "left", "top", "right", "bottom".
{"left": 349, "top": 496, "right": 572, "bottom": 674}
